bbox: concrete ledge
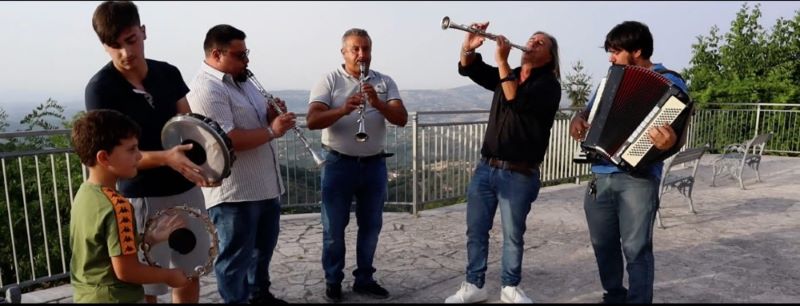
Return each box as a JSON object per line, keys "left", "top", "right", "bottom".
{"left": 20, "top": 285, "right": 72, "bottom": 303}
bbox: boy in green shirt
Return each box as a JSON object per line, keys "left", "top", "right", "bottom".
{"left": 69, "top": 110, "right": 189, "bottom": 303}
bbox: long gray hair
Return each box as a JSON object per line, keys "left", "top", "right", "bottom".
{"left": 534, "top": 31, "right": 561, "bottom": 79}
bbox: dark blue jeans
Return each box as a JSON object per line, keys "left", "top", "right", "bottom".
{"left": 584, "top": 172, "right": 659, "bottom": 303}
{"left": 320, "top": 151, "right": 387, "bottom": 286}
{"left": 208, "top": 198, "right": 281, "bottom": 304}
{"left": 465, "top": 160, "right": 541, "bottom": 288}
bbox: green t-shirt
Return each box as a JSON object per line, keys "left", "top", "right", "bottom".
{"left": 69, "top": 182, "right": 143, "bottom": 303}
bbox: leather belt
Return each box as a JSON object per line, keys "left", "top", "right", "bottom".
{"left": 482, "top": 157, "right": 539, "bottom": 176}
{"left": 323, "top": 145, "right": 393, "bottom": 162}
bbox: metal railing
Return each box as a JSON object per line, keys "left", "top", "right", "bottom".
{"left": 1, "top": 104, "right": 799, "bottom": 298}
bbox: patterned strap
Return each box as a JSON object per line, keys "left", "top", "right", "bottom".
{"left": 100, "top": 187, "right": 137, "bottom": 256}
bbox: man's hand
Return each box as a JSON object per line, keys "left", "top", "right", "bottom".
{"left": 270, "top": 112, "right": 296, "bottom": 138}
{"left": 165, "top": 269, "right": 190, "bottom": 288}
{"left": 463, "top": 21, "right": 488, "bottom": 52}
{"left": 494, "top": 34, "right": 512, "bottom": 65}
{"left": 339, "top": 94, "right": 363, "bottom": 116}
{"left": 569, "top": 116, "right": 591, "bottom": 141}
{"left": 144, "top": 213, "right": 186, "bottom": 246}
{"left": 164, "top": 144, "right": 220, "bottom": 187}
{"left": 267, "top": 98, "right": 289, "bottom": 114}
{"left": 648, "top": 124, "right": 677, "bottom": 150}
{"left": 360, "top": 83, "right": 383, "bottom": 109}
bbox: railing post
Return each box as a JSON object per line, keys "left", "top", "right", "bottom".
{"left": 411, "top": 112, "right": 419, "bottom": 217}
{"left": 754, "top": 103, "right": 761, "bottom": 138}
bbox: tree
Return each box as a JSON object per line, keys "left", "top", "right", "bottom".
{"left": 0, "top": 106, "right": 9, "bottom": 132}
{"left": 18, "top": 98, "right": 68, "bottom": 150}
{"left": 561, "top": 60, "right": 594, "bottom": 108}
{"left": 684, "top": 3, "right": 800, "bottom": 105}
{"left": 683, "top": 3, "right": 800, "bottom": 152}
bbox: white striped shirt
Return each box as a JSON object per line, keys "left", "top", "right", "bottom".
{"left": 186, "top": 62, "right": 284, "bottom": 208}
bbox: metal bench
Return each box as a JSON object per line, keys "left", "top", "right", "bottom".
{"left": 656, "top": 146, "right": 708, "bottom": 228}
{"left": 711, "top": 133, "right": 772, "bottom": 190}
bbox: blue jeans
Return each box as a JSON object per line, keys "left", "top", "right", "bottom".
{"left": 320, "top": 151, "right": 387, "bottom": 286}
{"left": 465, "top": 160, "right": 541, "bottom": 288}
{"left": 584, "top": 173, "right": 659, "bottom": 303}
{"left": 208, "top": 198, "right": 281, "bottom": 304}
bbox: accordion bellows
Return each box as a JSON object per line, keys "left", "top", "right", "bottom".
{"left": 581, "top": 64, "right": 691, "bottom": 171}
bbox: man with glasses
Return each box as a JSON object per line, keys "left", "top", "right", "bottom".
{"left": 85, "top": 1, "right": 214, "bottom": 303}
{"left": 186, "top": 24, "right": 295, "bottom": 304}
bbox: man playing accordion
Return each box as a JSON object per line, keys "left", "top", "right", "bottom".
{"left": 569, "top": 20, "right": 691, "bottom": 304}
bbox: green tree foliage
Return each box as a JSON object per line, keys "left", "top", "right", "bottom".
{"left": 0, "top": 106, "right": 9, "bottom": 132}
{"left": 1, "top": 98, "right": 81, "bottom": 289}
{"left": 561, "top": 60, "right": 594, "bottom": 108}
{"left": 684, "top": 3, "right": 800, "bottom": 105}
{"left": 683, "top": 3, "right": 800, "bottom": 152}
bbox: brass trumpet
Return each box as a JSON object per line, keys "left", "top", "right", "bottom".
{"left": 441, "top": 16, "right": 530, "bottom": 52}
{"left": 246, "top": 69, "right": 326, "bottom": 167}
{"left": 355, "top": 62, "right": 369, "bottom": 143}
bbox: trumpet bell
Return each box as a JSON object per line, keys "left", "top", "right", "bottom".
{"left": 355, "top": 132, "right": 369, "bottom": 143}
{"left": 311, "top": 150, "right": 327, "bottom": 167}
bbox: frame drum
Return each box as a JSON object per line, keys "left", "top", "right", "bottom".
{"left": 161, "top": 113, "right": 235, "bottom": 183}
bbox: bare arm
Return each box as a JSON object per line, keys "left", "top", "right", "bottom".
{"left": 227, "top": 113, "right": 296, "bottom": 152}
{"left": 111, "top": 253, "right": 189, "bottom": 288}
{"left": 377, "top": 100, "right": 408, "bottom": 127}
{"left": 460, "top": 21, "right": 488, "bottom": 68}
{"left": 494, "top": 35, "right": 518, "bottom": 101}
{"left": 306, "top": 98, "right": 361, "bottom": 130}
{"left": 360, "top": 83, "right": 408, "bottom": 127}
{"left": 176, "top": 96, "right": 191, "bottom": 114}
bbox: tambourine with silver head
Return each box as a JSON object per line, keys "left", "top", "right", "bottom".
{"left": 141, "top": 205, "right": 219, "bottom": 278}
{"left": 161, "top": 113, "right": 236, "bottom": 183}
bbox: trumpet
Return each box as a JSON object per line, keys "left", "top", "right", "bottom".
{"left": 440, "top": 16, "right": 530, "bottom": 52}
{"left": 355, "top": 62, "right": 369, "bottom": 143}
{"left": 245, "top": 69, "right": 326, "bottom": 167}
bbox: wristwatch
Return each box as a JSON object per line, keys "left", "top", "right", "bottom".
{"left": 500, "top": 74, "right": 517, "bottom": 83}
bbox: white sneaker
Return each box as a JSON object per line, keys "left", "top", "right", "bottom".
{"left": 444, "top": 281, "right": 488, "bottom": 303}
{"left": 500, "top": 286, "right": 533, "bottom": 303}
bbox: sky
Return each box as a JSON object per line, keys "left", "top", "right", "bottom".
{"left": 1, "top": 1, "right": 798, "bottom": 114}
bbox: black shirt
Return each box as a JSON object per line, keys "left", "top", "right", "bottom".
{"left": 85, "top": 59, "right": 194, "bottom": 198}
{"left": 458, "top": 54, "right": 561, "bottom": 164}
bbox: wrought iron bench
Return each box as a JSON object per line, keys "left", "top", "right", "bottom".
{"left": 711, "top": 133, "right": 772, "bottom": 190}
{"left": 656, "top": 146, "right": 708, "bottom": 228}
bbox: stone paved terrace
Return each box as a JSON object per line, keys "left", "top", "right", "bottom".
{"left": 21, "top": 155, "right": 800, "bottom": 303}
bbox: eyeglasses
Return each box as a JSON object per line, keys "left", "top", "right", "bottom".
{"left": 223, "top": 48, "right": 250, "bottom": 61}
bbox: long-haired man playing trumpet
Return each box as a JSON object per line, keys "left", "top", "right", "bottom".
{"left": 307, "top": 28, "right": 407, "bottom": 302}
{"left": 445, "top": 23, "right": 561, "bottom": 304}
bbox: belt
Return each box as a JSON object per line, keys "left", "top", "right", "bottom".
{"left": 481, "top": 157, "right": 539, "bottom": 176}
{"left": 323, "top": 145, "right": 394, "bottom": 162}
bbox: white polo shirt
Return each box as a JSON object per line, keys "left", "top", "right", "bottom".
{"left": 308, "top": 65, "right": 402, "bottom": 157}
{"left": 186, "top": 62, "right": 284, "bottom": 208}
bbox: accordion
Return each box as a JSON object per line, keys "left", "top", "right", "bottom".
{"left": 577, "top": 64, "right": 691, "bottom": 171}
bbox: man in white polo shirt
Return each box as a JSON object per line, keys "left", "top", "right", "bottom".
{"left": 307, "top": 28, "right": 408, "bottom": 302}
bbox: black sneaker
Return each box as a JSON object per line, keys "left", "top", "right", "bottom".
{"left": 250, "top": 291, "right": 288, "bottom": 304}
{"left": 352, "top": 281, "right": 390, "bottom": 299}
{"left": 601, "top": 288, "right": 627, "bottom": 304}
{"left": 325, "top": 283, "right": 342, "bottom": 303}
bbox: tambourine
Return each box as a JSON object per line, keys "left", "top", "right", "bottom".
{"left": 161, "top": 113, "right": 236, "bottom": 183}
{"left": 141, "top": 205, "right": 218, "bottom": 278}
